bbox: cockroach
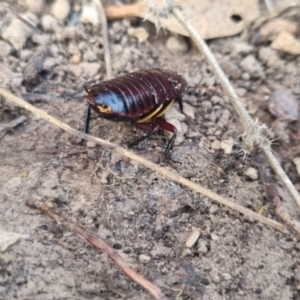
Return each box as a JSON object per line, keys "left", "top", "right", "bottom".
{"left": 84, "top": 68, "right": 187, "bottom": 155}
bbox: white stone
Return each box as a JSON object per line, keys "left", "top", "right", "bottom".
{"left": 51, "top": 0, "right": 70, "bottom": 22}
{"left": 185, "top": 229, "right": 200, "bottom": 248}
{"left": 244, "top": 167, "right": 258, "bottom": 180}
{"left": 81, "top": 3, "right": 100, "bottom": 26}
{"left": 138, "top": 254, "right": 151, "bottom": 264}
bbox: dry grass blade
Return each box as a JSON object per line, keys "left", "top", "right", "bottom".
{"left": 0, "top": 87, "right": 287, "bottom": 234}
{"left": 26, "top": 198, "right": 167, "bottom": 300}
{"left": 0, "top": 2, "right": 41, "bottom": 35}
{"left": 169, "top": 4, "right": 300, "bottom": 210}
{"left": 93, "top": 0, "right": 112, "bottom": 79}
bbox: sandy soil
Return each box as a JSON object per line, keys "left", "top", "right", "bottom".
{"left": 0, "top": 1, "right": 300, "bottom": 299}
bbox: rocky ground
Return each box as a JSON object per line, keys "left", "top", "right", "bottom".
{"left": 0, "top": 1, "right": 300, "bottom": 299}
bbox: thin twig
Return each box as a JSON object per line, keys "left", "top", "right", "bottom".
{"left": 0, "top": 116, "right": 27, "bottom": 140}
{"left": 170, "top": 4, "right": 300, "bottom": 210}
{"left": 93, "top": 0, "right": 112, "bottom": 79}
{"left": 0, "top": 87, "right": 287, "bottom": 234}
{"left": 26, "top": 198, "right": 167, "bottom": 300}
{"left": 0, "top": 2, "right": 41, "bottom": 35}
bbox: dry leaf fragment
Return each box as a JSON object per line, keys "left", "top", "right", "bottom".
{"left": 105, "top": 0, "right": 260, "bottom": 39}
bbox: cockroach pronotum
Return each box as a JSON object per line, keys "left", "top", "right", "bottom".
{"left": 84, "top": 68, "right": 187, "bottom": 155}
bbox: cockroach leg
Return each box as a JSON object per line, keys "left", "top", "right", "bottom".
{"left": 129, "top": 118, "right": 177, "bottom": 156}
{"left": 178, "top": 96, "right": 184, "bottom": 114}
{"left": 128, "top": 122, "right": 160, "bottom": 148}
{"left": 84, "top": 104, "right": 91, "bottom": 134}
{"left": 154, "top": 118, "right": 177, "bottom": 155}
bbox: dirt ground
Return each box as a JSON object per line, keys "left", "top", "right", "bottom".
{"left": 1, "top": 1, "right": 300, "bottom": 299}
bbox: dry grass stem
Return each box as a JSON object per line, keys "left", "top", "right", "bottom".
{"left": 170, "top": 4, "right": 300, "bottom": 210}
{"left": 93, "top": 0, "right": 112, "bottom": 79}
{"left": 26, "top": 198, "right": 167, "bottom": 300}
{"left": 0, "top": 2, "right": 41, "bottom": 35}
{"left": 0, "top": 87, "right": 287, "bottom": 234}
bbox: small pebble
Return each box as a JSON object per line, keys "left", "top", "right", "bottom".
{"left": 209, "top": 205, "right": 219, "bottom": 214}
{"left": 165, "top": 106, "right": 186, "bottom": 122}
{"left": 83, "top": 49, "right": 97, "bottom": 62}
{"left": 211, "top": 140, "right": 221, "bottom": 150}
{"left": 81, "top": 3, "right": 100, "bottom": 26}
{"left": 0, "top": 41, "right": 12, "bottom": 57}
{"left": 128, "top": 27, "right": 149, "bottom": 43}
{"left": 69, "top": 65, "right": 83, "bottom": 77}
{"left": 293, "top": 157, "right": 300, "bottom": 177}
{"left": 244, "top": 167, "right": 258, "bottom": 180}
{"left": 241, "top": 72, "right": 250, "bottom": 80}
{"left": 222, "top": 273, "right": 232, "bottom": 281}
{"left": 41, "top": 15, "right": 60, "bottom": 32}
{"left": 43, "top": 57, "right": 57, "bottom": 69}
{"left": 26, "top": 0, "right": 46, "bottom": 15}
{"left": 138, "top": 254, "right": 151, "bottom": 264}
{"left": 220, "top": 138, "right": 234, "bottom": 154}
{"left": 185, "top": 229, "right": 200, "bottom": 248}
{"left": 271, "top": 31, "right": 300, "bottom": 55}
{"left": 2, "top": 13, "right": 37, "bottom": 50}
{"left": 240, "top": 55, "right": 264, "bottom": 79}
{"left": 233, "top": 42, "right": 253, "bottom": 55}
{"left": 79, "top": 62, "right": 101, "bottom": 78}
{"left": 198, "top": 240, "right": 208, "bottom": 253}
{"left": 268, "top": 89, "right": 299, "bottom": 122}
{"left": 51, "top": 0, "right": 70, "bottom": 22}
{"left": 70, "top": 53, "right": 81, "bottom": 64}
{"left": 211, "top": 233, "right": 219, "bottom": 241}
{"left": 86, "top": 141, "right": 96, "bottom": 148}
{"left": 220, "top": 59, "right": 241, "bottom": 79}
{"left": 166, "top": 36, "right": 189, "bottom": 55}
{"left": 258, "top": 47, "right": 282, "bottom": 68}
{"left": 183, "top": 103, "right": 195, "bottom": 119}
{"left": 31, "top": 34, "right": 51, "bottom": 45}
{"left": 210, "top": 270, "right": 220, "bottom": 283}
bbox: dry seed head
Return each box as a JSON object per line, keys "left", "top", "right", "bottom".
{"left": 145, "top": 0, "right": 180, "bottom": 33}
{"left": 240, "top": 119, "right": 273, "bottom": 156}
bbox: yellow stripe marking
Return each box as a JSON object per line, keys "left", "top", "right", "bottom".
{"left": 137, "top": 104, "right": 163, "bottom": 123}
{"left": 155, "top": 100, "right": 174, "bottom": 118}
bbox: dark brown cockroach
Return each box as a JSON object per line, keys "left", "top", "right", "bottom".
{"left": 84, "top": 68, "right": 187, "bottom": 155}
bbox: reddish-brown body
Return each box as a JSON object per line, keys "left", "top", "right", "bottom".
{"left": 85, "top": 68, "right": 187, "bottom": 154}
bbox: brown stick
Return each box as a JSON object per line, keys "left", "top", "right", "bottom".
{"left": 26, "top": 198, "right": 167, "bottom": 300}
{"left": 104, "top": 3, "right": 147, "bottom": 20}
{"left": 0, "top": 87, "right": 287, "bottom": 234}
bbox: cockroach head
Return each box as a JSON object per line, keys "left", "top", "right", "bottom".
{"left": 85, "top": 85, "right": 113, "bottom": 114}
{"left": 162, "top": 69, "right": 187, "bottom": 94}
